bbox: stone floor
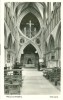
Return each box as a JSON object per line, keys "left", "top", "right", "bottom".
{"left": 21, "top": 68, "right": 60, "bottom": 95}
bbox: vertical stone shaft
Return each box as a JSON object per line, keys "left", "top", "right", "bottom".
{"left": 47, "top": 2, "right": 51, "bottom": 22}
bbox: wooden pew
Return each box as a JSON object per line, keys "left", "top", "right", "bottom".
{"left": 43, "top": 67, "right": 61, "bottom": 86}
{"left": 4, "top": 69, "right": 22, "bottom": 95}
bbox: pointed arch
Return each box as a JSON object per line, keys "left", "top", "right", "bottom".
{"left": 20, "top": 12, "right": 40, "bottom": 32}
{"left": 18, "top": 41, "right": 42, "bottom": 62}
{"left": 17, "top": 7, "right": 42, "bottom": 28}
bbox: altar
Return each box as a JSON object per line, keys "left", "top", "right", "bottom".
{"left": 24, "top": 64, "right": 35, "bottom": 68}
{"left": 21, "top": 48, "right": 39, "bottom": 68}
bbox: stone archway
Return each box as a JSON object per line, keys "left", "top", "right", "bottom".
{"left": 46, "top": 35, "right": 55, "bottom": 68}
{"left": 19, "top": 42, "right": 40, "bottom": 68}
{"left": 18, "top": 41, "right": 41, "bottom": 63}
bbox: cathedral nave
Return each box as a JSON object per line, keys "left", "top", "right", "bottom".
{"left": 4, "top": 2, "right": 61, "bottom": 95}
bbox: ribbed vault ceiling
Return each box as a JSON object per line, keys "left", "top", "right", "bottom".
{"left": 15, "top": 2, "right": 46, "bottom": 18}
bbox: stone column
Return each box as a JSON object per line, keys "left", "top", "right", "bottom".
{"left": 47, "top": 2, "right": 51, "bottom": 22}
{"left": 43, "top": 7, "right": 46, "bottom": 25}
{"left": 15, "top": 27, "right": 20, "bottom": 62}
{"left": 53, "top": 2, "right": 56, "bottom": 11}
{"left": 4, "top": 48, "right": 7, "bottom": 66}
{"left": 41, "top": 28, "right": 45, "bottom": 59}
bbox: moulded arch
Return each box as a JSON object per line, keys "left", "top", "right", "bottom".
{"left": 20, "top": 12, "right": 40, "bottom": 32}
{"left": 18, "top": 41, "right": 42, "bottom": 62}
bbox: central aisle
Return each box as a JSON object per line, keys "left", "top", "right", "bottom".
{"left": 21, "top": 68, "right": 60, "bottom": 95}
